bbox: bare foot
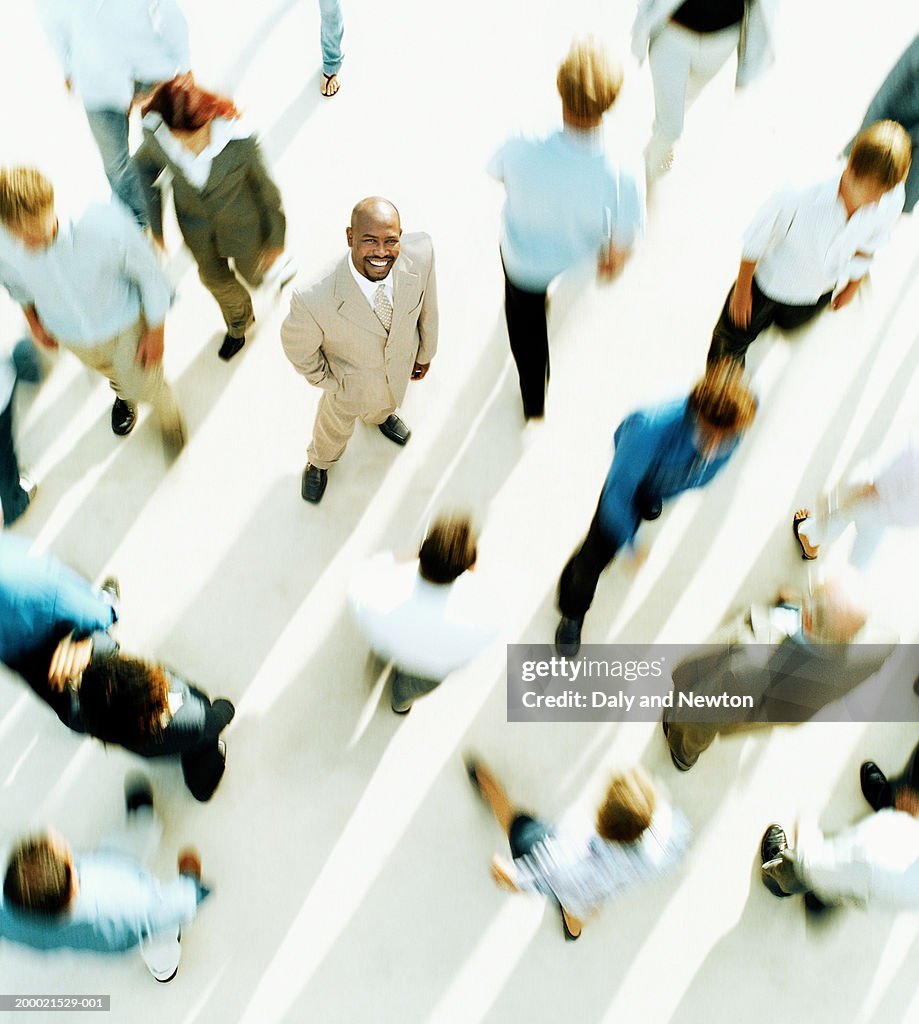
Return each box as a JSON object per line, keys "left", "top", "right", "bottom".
{"left": 792, "top": 508, "right": 819, "bottom": 560}
{"left": 321, "top": 73, "right": 340, "bottom": 97}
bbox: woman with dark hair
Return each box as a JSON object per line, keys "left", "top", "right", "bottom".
{"left": 134, "top": 76, "right": 292, "bottom": 361}
{"left": 73, "top": 653, "right": 235, "bottom": 802}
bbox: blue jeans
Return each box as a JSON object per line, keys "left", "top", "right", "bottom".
{"left": 85, "top": 96, "right": 154, "bottom": 226}
{"left": 319, "top": 0, "right": 344, "bottom": 74}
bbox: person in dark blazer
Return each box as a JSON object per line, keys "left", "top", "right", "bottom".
{"left": 662, "top": 576, "right": 900, "bottom": 771}
{"left": 851, "top": 34, "right": 919, "bottom": 214}
{"left": 134, "top": 76, "right": 290, "bottom": 361}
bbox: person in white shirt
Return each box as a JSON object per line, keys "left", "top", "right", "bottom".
{"left": 35, "top": 0, "right": 191, "bottom": 226}
{"left": 0, "top": 167, "right": 185, "bottom": 455}
{"left": 348, "top": 514, "right": 498, "bottom": 714}
{"left": 761, "top": 771, "right": 919, "bottom": 912}
{"left": 708, "top": 120, "right": 912, "bottom": 367}
{"left": 792, "top": 431, "right": 919, "bottom": 567}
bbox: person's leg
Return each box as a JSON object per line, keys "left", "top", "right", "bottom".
{"left": 772, "top": 291, "right": 833, "bottom": 331}
{"left": 84, "top": 108, "right": 148, "bottom": 226}
{"left": 646, "top": 24, "right": 694, "bottom": 171}
{"left": 109, "top": 320, "right": 185, "bottom": 447}
{"left": 557, "top": 512, "right": 620, "bottom": 620}
{"left": 503, "top": 267, "right": 549, "bottom": 420}
{"left": 390, "top": 668, "right": 443, "bottom": 713}
{"left": 318, "top": 0, "right": 344, "bottom": 75}
{"left": 683, "top": 24, "right": 741, "bottom": 108}
{"left": 762, "top": 848, "right": 809, "bottom": 897}
{"left": 308, "top": 392, "right": 361, "bottom": 470}
{"left": 708, "top": 278, "right": 778, "bottom": 366}
{"left": 662, "top": 717, "right": 719, "bottom": 769}
{"left": 193, "top": 241, "right": 255, "bottom": 341}
{"left": 0, "top": 387, "right": 30, "bottom": 526}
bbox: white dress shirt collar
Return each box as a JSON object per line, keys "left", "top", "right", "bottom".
{"left": 148, "top": 115, "right": 250, "bottom": 189}
{"left": 348, "top": 254, "right": 394, "bottom": 309}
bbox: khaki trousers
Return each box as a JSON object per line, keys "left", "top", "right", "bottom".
{"left": 68, "top": 319, "right": 182, "bottom": 433}
{"left": 307, "top": 389, "right": 396, "bottom": 469}
{"left": 190, "top": 237, "right": 263, "bottom": 339}
{"left": 665, "top": 717, "right": 763, "bottom": 768}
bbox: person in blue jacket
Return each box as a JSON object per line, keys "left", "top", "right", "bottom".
{"left": 555, "top": 360, "right": 757, "bottom": 655}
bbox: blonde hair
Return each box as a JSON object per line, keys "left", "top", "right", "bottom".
{"left": 689, "top": 359, "right": 758, "bottom": 432}
{"left": 0, "top": 167, "right": 54, "bottom": 228}
{"left": 596, "top": 765, "right": 657, "bottom": 843}
{"left": 556, "top": 38, "right": 622, "bottom": 122}
{"left": 849, "top": 120, "right": 912, "bottom": 189}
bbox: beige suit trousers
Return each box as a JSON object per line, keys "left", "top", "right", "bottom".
{"left": 308, "top": 389, "right": 396, "bottom": 469}
{"left": 67, "top": 318, "right": 183, "bottom": 433}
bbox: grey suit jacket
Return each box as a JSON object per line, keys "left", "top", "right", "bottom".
{"left": 281, "top": 233, "right": 438, "bottom": 412}
{"left": 671, "top": 603, "right": 896, "bottom": 724}
{"left": 133, "top": 114, "right": 286, "bottom": 255}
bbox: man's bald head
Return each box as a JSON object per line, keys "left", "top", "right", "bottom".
{"left": 350, "top": 196, "right": 400, "bottom": 234}
{"left": 347, "top": 197, "right": 402, "bottom": 282}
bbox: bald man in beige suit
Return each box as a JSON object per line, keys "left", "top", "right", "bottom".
{"left": 281, "top": 197, "right": 438, "bottom": 503}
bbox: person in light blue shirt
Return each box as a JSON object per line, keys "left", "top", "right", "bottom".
{"left": 35, "top": 0, "right": 191, "bottom": 224}
{"left": 0, "top": 167, "right": 186, "bottom": 455}
{"left": 555, "top": 360, "right": 757, "bottom": 655}
{"left": 488, "top": 38, "right": 645, "bottom": 420}
{"left": 1, "top": 778, "right": 210, "bottom": 982}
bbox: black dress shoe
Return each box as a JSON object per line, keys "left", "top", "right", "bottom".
{"left": 378, "top": 414, "right": 411, "bottom": 445}
{"left": 218, "top": 333, "right": 245, "bottom": 361}
{"left": 554, "top": 616, "right": 583, "bottom": 658}
{"left": 111, "top": 397, "right": 137, "bottom": 436}
{"left": 638, "top": 492, "right": 663, "bottom": 521}
{"left": 661, "top": 716, "right": 694, "bottom": 772}
{"left": 301, "top": 464, "right": 328, "bottom": 504}
{"left": 760, "top": 823, "right": 788, "bottom": 864}
{"left": 125, "top": 774, "right": 154, "bottom": 815}
{"left": 212, "top": 699, "right": 236, "bottom": 731}
{"left": 860, "top": 760, "right": 893, "bottom": 811}
{"left": 804, "top": 891, "right": 831, "bottom": 914}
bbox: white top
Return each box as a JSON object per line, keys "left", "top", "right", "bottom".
{"left": 348, "top": 257, "right": 394, "bottom": 309}
{"left": 347, "top": 552, "right": 498, "bottom": 680}
{"left": 796, "top": 810, "right": 919, "bottom": 908}
{"left": 0, "top": 203, "right": 173, "bottom": 348}
{"left": 146, "top": 115, "right": 251, "bottom": 189}
{"left": 36, "top": 0, "right": 191, "bottom": 112}
{"left": 874, "top": 433, "right": 919, "bottom": 527}
{"left": 742, "top": 169, "right": 905, "bottom": 304}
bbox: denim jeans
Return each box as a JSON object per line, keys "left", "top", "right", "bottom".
{"left": 318, "top": 0, "right": 344, "bottom": 74}
{"left": 85, "top": 85, "right": 157, "bottom": 226}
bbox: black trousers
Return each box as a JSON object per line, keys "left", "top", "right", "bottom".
{"left": 557, "top": 512, "right": 621, "bottom": 619}
{"left": 708, "top": 277, "right": 833, "bottom": 366}
{"left": 503, "top": 266, "right": 549, "bottom": 419}
{"left": 0, "top": 386, "right": 28, "bottom": 526}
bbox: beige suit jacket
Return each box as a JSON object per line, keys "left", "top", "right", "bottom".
{"left": 281, "top": 233, "right": 438, "bottom": 413}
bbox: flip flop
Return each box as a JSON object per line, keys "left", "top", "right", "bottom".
{"left": 321, "top": 73, "right": 340, "bottom": 97}
{"left": 559, "top": 904, "right": 581, "bottom": 942}
{"left": 792, "top": 509, "right": 818, "bottom": 560}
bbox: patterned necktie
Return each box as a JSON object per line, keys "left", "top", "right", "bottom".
{"left": 373, "top": 283, "right": 393, "bottom": 332}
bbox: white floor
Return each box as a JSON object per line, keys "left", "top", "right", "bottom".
{"left": 2, "top": 3, "right": 919, "bottom": 1022}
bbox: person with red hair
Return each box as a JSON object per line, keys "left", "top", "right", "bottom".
{"left": 134, "top": 77, "right": 292, "bottom": 361}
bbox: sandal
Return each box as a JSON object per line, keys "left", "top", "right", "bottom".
{"left": 559, "top": 905, "right": 581, "bottom": 942}
{"left": 321, "top": 73, "right": 340, "bottom": 97}
{"left": 792, "top": 509, "right": 818, "bottom": 560}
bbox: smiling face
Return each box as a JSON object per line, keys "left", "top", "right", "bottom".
{"left": 346, "top": 201, "right": 401, "bottom": 281}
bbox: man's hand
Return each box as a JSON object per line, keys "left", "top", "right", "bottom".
{"left": 135, "top": 323, "right": 165, "bottom": 368}
{"left": 490, "top": 855, "right": 519, "bottom": 891}
{"left": 597, "top": 245, "right": 627, "bottom": 281}
{"left": 178, "top": 847, "right": 202, "bottom": 878}
{"left": 831, "top": 279, "right": 861, "bottom": 311}
{"left": 411, "top": 361, "right": 430, "bottom": 381}
{"left": 24, "top": 307, "right": 58, "bottom": 350}
{"left": 729, "top": 284, "right": 753, "bottom": 328}
{"left": 64, "top": 77, "right": 73, "bottom": 93}
{"left": 48, "top": 634, "right": 93, "bottom": 691}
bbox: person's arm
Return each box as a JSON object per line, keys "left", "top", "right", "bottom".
{"left": 151, "top": 0, "right": 192, "bottom": 74}
{"left": 598, "top": 168, "right": 646, "bottom": 281}
{"left": 415, "top": 241, "right": 438, "bottom": 369}
{"left": 836, "top": 185, "right": 906, "bottom": 301}
{"left": 596, "top": 413, "right": 656, "bottom": 548}
{"left": 280, "top": 290, "right": 338, "bottom": 390}
{"left": 729, "top": 259, "right": 757, "bottom": 328}
{"left": 34, "top": 0, "right": 74, "bottom": 89}
{"left": 243, "top": 137, "right": 287, "bottom": 260}
{"left": 485, "top": 142, "right": 506, "bottom": 184}
{"left": 859, "top": 35, "right": 919, "bottom": 131}
{"left": 22, "top": 305, "right": 58, "bottom": 349}
{"left": 113, "top": 207, "right": 173, "bottom": 366}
